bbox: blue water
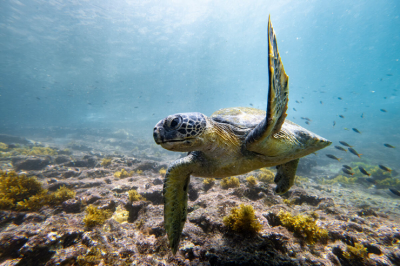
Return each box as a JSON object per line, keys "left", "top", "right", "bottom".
{"left": 0, "top": 0, "right": 399, "bottom": 163}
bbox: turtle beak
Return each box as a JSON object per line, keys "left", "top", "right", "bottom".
{"left": 153, "top": 120, "right": 165, "bottom": 144}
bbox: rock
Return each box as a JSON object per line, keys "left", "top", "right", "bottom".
{"left": 142, "top": 186, "right": 163, "bottom": 205}
{"left": 188, "top": 183, "right": 199, "bottom": 201}
{"left": 288, "top": 188, "right": 326, "bottom": 206}
{"left": 0, "top": 134, "right": 31, "bottom": 145}
{"left": 78, "top": 169, "right": 111, "bottom": 179}
{"left": 125, "top": 201, "right": 149, "bottom": 223}
{"left": 62, "top": 199, "right": 82, "bottom": 213}
{"left": 54, "top": 155, "right": 71, "bottom": 164}
{"left": 61, "top": 170, "right": 80, "bottom": 179}
{"left": 0, "top": 233, "right": 28, "bottom": 260}
{"left": 12, "top": 157, "right": 51, "bottom": 171}
{"left": 153, "top": 178, "right": 163, "bottom": 185}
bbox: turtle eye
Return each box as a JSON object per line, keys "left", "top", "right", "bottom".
{"left": 169, "top": 116, "right": 182, "bottom": 130}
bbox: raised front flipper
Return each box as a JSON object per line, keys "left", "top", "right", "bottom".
{"left": 274, "top": 159, "right": 299, "bottom": 194}
{"left": 246, "top": 16, "right": 289, "bottom": 154}
{"left": 163, "top": 155, "right": 198, "bottom": 255}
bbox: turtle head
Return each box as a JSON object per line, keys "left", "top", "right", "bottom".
{"left": 153, "top": 112, "right": 208, "bottom": 152}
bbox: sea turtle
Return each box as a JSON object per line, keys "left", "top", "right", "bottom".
{"left": 153, "top": 16, "right": 331, "bottom": 254}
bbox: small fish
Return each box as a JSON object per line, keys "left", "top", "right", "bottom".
{"left": 380, "top": 109, "right": 387, "bottom": 112}
{"left": 326, "top": 154, "right": 341, "bottom": 161}
{"left": 365, "top": 178, "right": 376, "bottom": 184}
{"left": 305, "top": 121, "right": 310, "bottom": 125}
{"left": 342, "top": 168, "right": 354, "bottom": 175}
{"left": 358, "top": 166, "right": 371, "bottom": 176}
{"left": 296, "top": 100, "right": 300, "bottom": 103}
{"left": 384, "top": 143, "right": 395, "bottom": 148}
{"left": 250, "top": 103, "right": 253, "bottom": 106}
{"left": 36, "top": 97, "right": 41, "bottom": 100}
{"left": 334, "top": 146, "right": 347, "bottom": 152}
{"left": 348, "top": 148, "right": 362, "bottom": 158}
{"left": 339, "top": 115, "right": 345, "bottom": 118}
{"left": 293, "top": 108, "right": 297, "bottom": 111}
{"left": 361, "top": 113, "right": 364, "bottom": 118}
{"left": 339, "top": 141, "right": 353, "bottom": 147}
{"left": 344, "top": 128, "right": 349, "bottom": 131}
{"left": 378, "top": 165, "right": 392, "bottom": 173}
{"left": 338, "top": 97, "right": 342, "bottom": 100}
{"left": 352, "top": 128, "right": 361, "bottom": 134}
{"left": 342, "top": 165, "right": 352, "bottom": 170}
{"left": 389, "top": 188, "right": 400, "bottom": 197}
{"left": 301, "top": 117, "right": 312, "bottom": 121}
{"left": 320, "top": 101, "right": 323, "bottom": 104}
{"left": 333, "top": 121, "right": 336, "bottom": 127}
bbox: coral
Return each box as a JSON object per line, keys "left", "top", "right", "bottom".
{"left": 220, "top": 176, "right": 240, "bottom": 189}
{"left": 257, "top": 168, "right": 275, "bottom": 183}
{"left": 159, "top": 168, "right": 167, "bottom": 175}
{"left": 246, "top": 175, "right": 258, "bottom": 186}
{"left": 343, "top": 242, "right": 368, "bottom": 259}
{"left": 100, "top": 158, "right": 112, "bottom": 167}
{"left": 113, "top": 169, "right": 133, "bottom": 178}
{"left": 223, "top": 204, "right": 262, "bottom": 234}
{"left": 83, "top": 205, "right": 112, "bottom": 227}
{"left": 277, "top": 210, "right": 328, "bottom": 244}
{"left": 111, "top": 205, "right": 129, "bottom": 224}
{"left": 128, "top": 189, "right": 145, "bottom": 201}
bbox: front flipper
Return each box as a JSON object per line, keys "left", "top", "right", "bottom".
{"left": 163, "top": 154, "right": 198, "bottom": 255}
{"left": 246, "top": 16, "right": 289, "bottom": 153}
{"left": 274, "top": 159, "right": 299, "bottom": 194}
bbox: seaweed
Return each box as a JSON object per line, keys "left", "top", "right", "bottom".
{"left": 159, "top": 167, "right": 167, "bottom": 175}
{"left": 203, "top": 178, "right": 215, "bottom": 190}
{"left": 128, "top": 189, "right": 145, "bottom": 201}
{"left": 111, "top": 205, "right": 129, "bottom": 224}
{"left": 100, "top": 158, "right": 112, "bottom": 167}
{"left": 256, "top": 168, "right": 275, "bottom": 183}
{"left": 0, "top": 171, "right": 75, "bottom": 211}
{"left": 343, "top": 242, "right": 368, "bottom": 259}
{"left": 277, "top": 210, "right": 328, "bottom": 244}
{"left": 318, "top": 175, "right": 358, "bottom": 185}
{"left": 223, "top": 204, "right": 262, "bottom": 234}
{"left": 246, "top": 175, "right": 258, "bottom": 186}
{"left": 83, "top": 205, "right": 112, "bottom": 227}
{"left": 220, "top": 176, "right": 240, "bottom": 189}
{"left": 113, "top": 169, "right": 133, "bottom": 178}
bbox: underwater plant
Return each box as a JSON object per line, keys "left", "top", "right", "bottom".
{"left": 136, "top": 169, "right": 143, "bottom": 175}
{"left": 343, "top": 242, "right": 368, "bottom": 259}
{"left": 0, "top": 171, "right": 75, "bottom": 211}
{"left": 111, "top": 205, "right": 129, "bottom": 224}
{"left": 277, "top": 210, "right": 328, "bottom": 244}
{"left": 256, "top": 168, "right": 275, "bottom": 183}
{"left": 318, "top": 175, "right": 358, "bottom": 185}
{"left": 223, "top": 204, "right": 262, "bottom": 234}
{"left": 83, "top": 205, "right": 112, "bottom": 227}
{"left": 203, "top": 178, "right": 216, "bottom": 190}
{"left": 220, "top": 176, "right": 240, "bottom": 189}
{"left": 113, "top": 169, "right": 133, "bottom": 178}
{"left": 128, "top": 189, "right": 145, "bottom": 201}
{"left": 100, "top": 158, "right": 112, "bottom": 167}
{"left": 159, "top": 168, "right": 167, "bottom": 175}
{"left": 246, "top": 175, "right": 258, "bottom": 186}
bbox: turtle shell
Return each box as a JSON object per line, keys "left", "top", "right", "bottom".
{"left": 210, "top": 107, "right": 266, "bottom": 129}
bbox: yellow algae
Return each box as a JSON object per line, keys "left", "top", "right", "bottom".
{"left": 159, "top": 167, "right": 167, "bottom": 175}
{"left": 128, "top": 189, "right": 145, "bottom": 201}
{"left": 220, "top": 176, "right": 240, "bottom": 189}
{"left": 246, "top": 175, "right": 258, "bottom": 186}
{"left": 83, "top": 205, "right": 112, "bottom": 227}
{"left": 100, "top": 158, "right": 112, "bottom": 166}
{"left": 277, "top": 210, "right": 328, "bottom": 244}
{"left": 223, "top": 204, "right": 262, "bottom": 234}
{"left": 257, "top": 168, "right": 275, "bottom": 183}
{"left": 111, "top": 205, "right": 129, "bottom": 224}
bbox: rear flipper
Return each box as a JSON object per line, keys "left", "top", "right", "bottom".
{"left": 274, "top": 159, "right": 299, "bottom": 194}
